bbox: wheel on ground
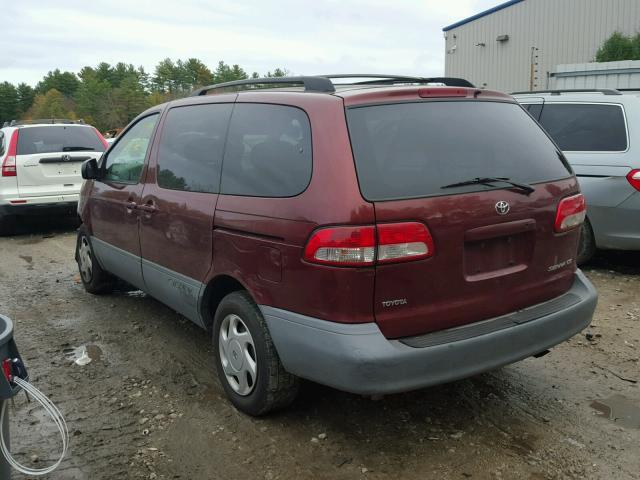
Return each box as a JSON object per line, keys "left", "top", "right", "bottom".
{"left": 75, "top": 226, "right": 115, "bottom": 294}
{"left": 577, "top": 218, "right": 596, "bottom": 266}
{"left": 0, "top": 214, "right": 16, "bottom": 236}
{"left": 213, "top": 291, "right": 299, "bottom": 416}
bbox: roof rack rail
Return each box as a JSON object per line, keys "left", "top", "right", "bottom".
{"left": 190, "top": 74, "right": 476, "bottom": 96}
{"left": 512, "top": 88, "right": 622, "bottom": 96}
{"left": 320, "top": 74, "right": 475, "bottom": 88}
{"left": 9, "top": 118, "right": 86, "bottom": 126}
{"left": 191, "top": 76, "right": 336, "bottom": 96}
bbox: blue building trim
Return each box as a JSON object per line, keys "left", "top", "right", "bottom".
{"left": 443, "top": 0, "right": 526, "bottom": 32}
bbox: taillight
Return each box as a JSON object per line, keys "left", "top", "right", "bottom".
{"left": 1, "top": 129, "right": 19, "bottom": 177}
{"left": 303, "top": 222, "right": 434, "bottom": 267}
{"left": 377, "top": 222, "right": 433, "bottom": 263}
{"left": 555, "top": 194, "right": 586, "bottom": 233}
{"left": 93, "top": 127, "right": 109, "bottom": 149}
{"left": 303, "top": 226, "right": 376, "bottom": 266}
{"left": 627, "top": 169, "right": 640, "bottom": 191}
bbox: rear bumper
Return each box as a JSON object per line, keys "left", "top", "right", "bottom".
{"left": 587, "top": 193, "right": 640, "bottom": 250}
{"left": 261, "top": 270, "right": 597, "bottom": 395}
{"left": 0, "top": 200, "right": 78, "bottom": 216}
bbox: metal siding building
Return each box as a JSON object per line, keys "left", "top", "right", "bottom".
{"left": 443, "top": 0, "right": 640, "bottom": 93}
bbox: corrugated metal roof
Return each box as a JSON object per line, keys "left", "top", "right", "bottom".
{"left": 442, "top": 0, "right": 526, "bottom": 32}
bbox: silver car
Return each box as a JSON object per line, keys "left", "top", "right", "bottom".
{"left": 514, "top": 89, "right": 640, "bottom": 263}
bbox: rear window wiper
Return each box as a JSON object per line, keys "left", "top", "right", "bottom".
{"left": 441, "top": 177, "right": 535, "bottom": 195}
{"left": 63, "top": 146, "right": 95, "bottom": 151}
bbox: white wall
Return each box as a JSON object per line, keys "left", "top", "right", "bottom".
{"left": 444, "top": 0, "right": 640, "bottom": 93}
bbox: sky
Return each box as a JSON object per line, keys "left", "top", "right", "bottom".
{"left": 0, "top": 0, "right": 499, "bottom": 86}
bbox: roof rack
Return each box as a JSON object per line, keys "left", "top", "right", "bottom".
{"left": 8, "top": 118, "right": 86, "bottom": 126}
{"left": 190, "top": 74, "right": 476, "bottom": 96}
{"left": 191, "top": 76, "right": 336, "bottom": 96}
{"left": 512, "top": 88, "right": 622, "bottom": 96}
{"left": 320, "top": 74, "right": 475, "bottom": 87}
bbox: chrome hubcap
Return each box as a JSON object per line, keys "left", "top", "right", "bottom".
{"left": 219, "top": 314, "right": 257, "bottom": 396}
{"left": 78, "top": 237, "right": 93, "bottom": 282}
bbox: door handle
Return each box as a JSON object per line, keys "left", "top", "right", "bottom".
{"left": 138, "top": 203, "right": 158, "bottom": 214}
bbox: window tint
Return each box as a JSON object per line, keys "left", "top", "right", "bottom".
{"left": 538, "top": 103, "right": 627, "bottom": 151}
{"left": 16, "top": 126, "right": 105, "bottom": 155}
{"left": 524, "top": 103, "right": 543, "bottom": 121}
{"left": 104, "top": 114, "right": 158, "bottom": 184}
{"left": 221, "top": 104, "right": 312, "bottom": 197}
{"left": 346, "top": 101, "right": 571, "bottom": 201}
{"left": 0, "top": 131, "right": 5, "bottom": 157}
{"left": 157, "top": 104, "right": 233, "bottom": 193}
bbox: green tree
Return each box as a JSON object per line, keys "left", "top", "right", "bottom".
{"left": 36, "top": 69, "right": 80, "bottom": 96}
{"left": 596, "top": 31, "right": 637, "bottom": 62}
{"left": 26, "top": 89, "right": 76, "bottom": 119}
{"left": 265, "top": 68, "right": 290, "bottom": 77}
{"left": 16, "top": 83, "right": 35, "bottom": 116}
{"left": 632, "top": 33, "right": 640, "bottom": 59}
{"left": 183, "top": 58, "right": 214, "bottom": 88}
{"left": 153, "top": 58, "right": 179, "bottom": 93}
{"left": 212, "top": 61, "right": 247, "bottom": 83}
{"left": 0, "top": 82, "right": 19, "bottom": 124}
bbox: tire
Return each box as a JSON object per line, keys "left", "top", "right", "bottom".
{"left": 0, "top": 214, "right": 16, "bottom": 236}
{"left": 213, "top": 291, "right": 299, "bottom": 416}
{"left": 75, "top": 226, "right": 115, "bottom": 294}
{"left": 577, "top": 218, "right": 596, "bottom": 266}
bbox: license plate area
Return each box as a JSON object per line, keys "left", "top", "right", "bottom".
{"left": 464, "top": 219, "right": 536, "bottom": 281}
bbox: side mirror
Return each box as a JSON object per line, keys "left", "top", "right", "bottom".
{"left": 81, "top": 158, "right": 101, "bottom": 180}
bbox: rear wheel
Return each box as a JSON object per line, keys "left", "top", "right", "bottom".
{"left": 577, "top": 218, "right": 596, "bottom": 266}
{"left": 75, "top": 227, "right": 115, "bottom": 294}
{"left": 213, "top": 291, "right": 299, "bottom": 416}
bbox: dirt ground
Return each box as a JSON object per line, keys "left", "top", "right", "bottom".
{"left": 0, "top": 217, "right": 638, "bottom": 480}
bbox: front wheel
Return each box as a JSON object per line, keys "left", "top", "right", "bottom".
{"left": 75, "top": 227, "right": 115, "bottom": 294}
{"left": 213, "top": 291, "right": 299, "bottom": 416}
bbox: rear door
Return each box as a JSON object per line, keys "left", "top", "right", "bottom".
{"left": 139, "top": 99, "right": 234, "bottom": 326}
{"left": 346, "top": 100, "right": 579, "bottom": 339}
{"left": 15, "top": 125, "right": 106, "bottom": 198}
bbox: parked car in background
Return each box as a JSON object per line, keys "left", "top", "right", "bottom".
{"left": 0, "top": 119, "right": 108, "bottom": 234}
{"left": 514, "top": 89, "right": 640, "bottom": 264}
{"left": 76, "top": 75, "right": 597, "bottom": 416}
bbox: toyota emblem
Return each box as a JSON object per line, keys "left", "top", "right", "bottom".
{"left": 495, "top": 201, "right": 510, "bottom": 215}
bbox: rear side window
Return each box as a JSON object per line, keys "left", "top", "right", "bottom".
{"left": 0, "top": 131, "right": 5, "bottom": 157}
{"left": 537, "top": 103, "right": 627, "bottom": 152}
{"left": 346, "top": 101, "right": 571, "bottom": 201}
{"left": 221, "top": 104, "right": 312, "bottom": 197}
{"left": 16, "top": 126, "right": 106, "bottom": 155}
{"left": 157, "top": 104, "right": 233, "bottom": 193}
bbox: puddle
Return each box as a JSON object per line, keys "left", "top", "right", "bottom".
{"left": 590, "top": 395, "right": 640, "bottom": 429}
{"left": 64, "top": 344, "right": 103, "bottom": 365}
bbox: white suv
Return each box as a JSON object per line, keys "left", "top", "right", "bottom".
{"left": 0, "top": 119, "right": 107, "bottom": 234}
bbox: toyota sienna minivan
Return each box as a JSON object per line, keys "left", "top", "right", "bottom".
{"left": 76, "top": 75, "right": 598, "bottom": 415}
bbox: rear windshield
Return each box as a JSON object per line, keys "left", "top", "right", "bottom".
{"left": 17, "top": 126, "right": 105, "bottom": 155}
{"left": 346, "top": 101, "right": 572, "bottom": 201}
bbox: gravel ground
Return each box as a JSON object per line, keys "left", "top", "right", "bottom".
{"left": 0, "top": 217, "right": 638, "bottom": 480}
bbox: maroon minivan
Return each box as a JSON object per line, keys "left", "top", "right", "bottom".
{"left": 76, "top": 75, "right": 597, "bottom": 415}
